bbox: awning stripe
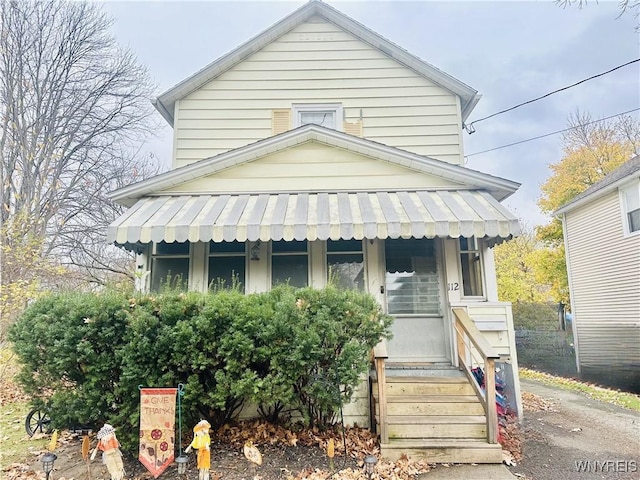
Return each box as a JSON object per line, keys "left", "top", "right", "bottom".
{"left": 107, "top": 190, "right": 521, "bottom": 246}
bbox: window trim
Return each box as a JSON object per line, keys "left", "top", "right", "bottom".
{"left": 619, "top": 178, "right": 640, "bottom": 237}
{"left": 292, "top": 103, "right": 343, "bottom": 131}
{"left": 457, "top": 237, "right": 486, "bottom": 300}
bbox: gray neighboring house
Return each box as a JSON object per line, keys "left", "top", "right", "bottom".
{"left": 556, "top": 156, "right": 640, "bottom": 388}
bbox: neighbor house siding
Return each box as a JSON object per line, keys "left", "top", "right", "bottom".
{"left": 174, "top": 17, "right": 463, "bottom": 168}
{"left": 564, "top": 190, "right": 640, "bottom": 372}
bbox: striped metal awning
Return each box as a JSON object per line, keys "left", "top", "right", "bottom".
{"left": 107, "top": 190, "right": 520, "bottom": 246}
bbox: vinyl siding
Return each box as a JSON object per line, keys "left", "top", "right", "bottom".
{"left": 565, "top": 190, "right": 640, "bottom": 371}
{"left": 174, "top": 17, "right": 462, "bottom": 168}
{"left": 162, "top": 141, "right": 464, "bottom": 195}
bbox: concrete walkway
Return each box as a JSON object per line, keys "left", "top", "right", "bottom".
{"left": 418, "top": 464, "right": 516, "bottom": 479}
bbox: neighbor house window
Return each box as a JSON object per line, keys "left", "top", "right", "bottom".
{"left": 385, "top": 238, "right": 440, "bottom": 315}
{"left": 459, "top": 237, "right": 484, "bottom": 297}
{"left": 151, "top": 241, "right": 190, "bottom": 291}
{"left": 620, "top": 180, "right": 640, "bottom": 235}
{"left": 208, "top": 241, "right": 246, "bottom": 291}
{"left": 292, "top": 103, "right": 343, "bottom": 130}
{"left": 271, "top": 240, "right": 308, "bottom": 287}
{"left": 327, "top": 239, "right": 364, "bottom": 291}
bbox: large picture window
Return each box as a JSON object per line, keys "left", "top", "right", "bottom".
{"left": 385, "top": 238, "right": 440, "bottom": 315}
{"left": 327, "top": 240, "right": 364, "bottom": 291}
{"left": 151, "top": 241, "right": 190, "bottom": 291}
{"left": 459, "top": 237, "right": 484, "bottom": 297}
{"left": 271, "top": 240, "right": 309, "bottom": 287}
{"left": 208, "top": 241, "right": 246, "bottom": 291}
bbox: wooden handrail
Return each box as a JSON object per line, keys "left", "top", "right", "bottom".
{"left": 452, "top": 307, "right": 499, "bottom": 444}
{"left": 373, "top": 341, "right": 388, "bottom": 444}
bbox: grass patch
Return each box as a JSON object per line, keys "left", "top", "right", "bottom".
{"left": 520, "top": 368, "right": 640, "bottom": 412}
{"left": 0, "top": 400, "right": 49, "bottom": 465}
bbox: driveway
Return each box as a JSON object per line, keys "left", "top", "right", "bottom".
{"left": 513, "top": 379, "right": 640, "bottom": 480}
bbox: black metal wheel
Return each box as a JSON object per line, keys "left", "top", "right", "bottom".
{"left": 25, "top": 408, "right": 53, "bottom": 436}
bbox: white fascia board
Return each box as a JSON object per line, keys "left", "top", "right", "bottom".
{"left": 109, "top": 125, "right": 519, "bottom": 206}
{"left": 154, "top": 1, "right": 480, "bottom": 126}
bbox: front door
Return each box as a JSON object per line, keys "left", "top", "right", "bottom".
{"left": 383, "top": 238, "right": 449, "bottom": 363}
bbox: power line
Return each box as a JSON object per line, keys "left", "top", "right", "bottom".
{"left": 465, "top": 107, "right": 640, "bottom": 158}
{"left": 464, "top": 58, "right": 640, "bottom": 132}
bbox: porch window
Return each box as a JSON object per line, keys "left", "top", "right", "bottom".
{"left": 208, "top": 241, "right": 246, "bottom": 291}
{"left": 620, "top": 180, "right": 640, "bottom": 235}
{"left": 151, "top": 241, "right": 190, "bottom": 291}
{"left": 459, "top": 237, "right": 484, "bottom": 297}
{"left": 271, "top": 240, "right": 308, "bottom": 287}
{"left": 327, "top": 239, "right": 364, "bottom": 291}
{"left": 385, "top": 238, "right": 440, "bottom": 315}
{"left": 292, "top": 103, "right": 343, "bottom": 130}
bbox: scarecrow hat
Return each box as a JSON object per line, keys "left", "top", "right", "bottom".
{"left": 193, "top": 420, "right": 211, "bottom": 433}
{"left": 97, "top": 423, "right": 116, "bottom": 439}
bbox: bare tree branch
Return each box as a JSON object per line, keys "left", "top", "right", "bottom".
{"left": 0, "top": 0, "right": 160, "bottom": 290}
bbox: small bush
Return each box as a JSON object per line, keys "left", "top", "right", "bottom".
{"left": 9, "top": 286, "right": 392, "bottom": 451}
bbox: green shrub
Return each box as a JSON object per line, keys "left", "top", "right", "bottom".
{"left": 9, "top": 285, "right": 392, "bottom": 451}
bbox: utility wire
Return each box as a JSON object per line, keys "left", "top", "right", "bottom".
{"left": 465, "top": 107, "right": 640, "bottom": 158}
{"left": 465, "top": 58, "right": 640, "bottom": 132}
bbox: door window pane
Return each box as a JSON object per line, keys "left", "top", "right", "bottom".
{"left": 385, "top": 238, "right": 440, "bottom": 315}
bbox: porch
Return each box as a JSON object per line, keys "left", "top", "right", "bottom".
{"left": 370, "top": 306, "right": 521, "bottom": 463}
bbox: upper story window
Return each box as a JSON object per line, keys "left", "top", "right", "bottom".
{"left": 327, "top": 239, "right": 364, "bottom": 291}
{"left": 209, "top": 241, "right": 246, "bottom": 291}
{"left": 620, "top": 179, "right": 640, "bottom": 235}
{"left": 292, "top": 103, "right": 343, "bottom": 131}
{"left": 151, "top": 241, "right": 190, "bottom": 291}
{"left": 271, "top": 240, "right": 309, "bottom": 287}
{"left": 459, "top": 237, "right": 484, "bottom": 298}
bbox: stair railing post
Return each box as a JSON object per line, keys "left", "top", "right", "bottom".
{"left": 485, "top": 358, "right": 498, "bottom": 444}
{"left": 373, "top": 342, "right": 388, "bottom": 444}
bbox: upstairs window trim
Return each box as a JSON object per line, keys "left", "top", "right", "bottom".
{"left": 292, "top": 103, "right": 343, "bottom": 131}
{"left": 620, "top": 178, "right": 640, "bottom": 236}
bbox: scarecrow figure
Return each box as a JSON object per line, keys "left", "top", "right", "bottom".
{"left": 185, "top": 420, "right": 211, "bottom": 480}
{"left": 90, "top": 423, "right": 125, "bottom": 480}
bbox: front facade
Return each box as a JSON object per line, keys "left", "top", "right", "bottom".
{"left": 108, "top": 1, "right": 522, "bottom": 462}
{"left": 556, "top": 156, "right": 640, "bottom": 389}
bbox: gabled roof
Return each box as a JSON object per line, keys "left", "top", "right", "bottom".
{"left": 153, "top": 0, "right": 481, "bottom": 126}
{"left": 556, "top": 155, "right": 640, "bottom": 215}
{"left": 109, "top": 124, "right": 520, "bottom": 207}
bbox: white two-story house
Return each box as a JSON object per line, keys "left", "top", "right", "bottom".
{"left": 108, "top": 1, "right": 522, "bottom": 463}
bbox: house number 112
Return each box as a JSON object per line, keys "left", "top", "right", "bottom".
{"left": 448, "top": 282, "right": 460, "bottom": 291}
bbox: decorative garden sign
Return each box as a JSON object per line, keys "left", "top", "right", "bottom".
{"left": 139, "top": 388, "right": 177, "bottom": 477}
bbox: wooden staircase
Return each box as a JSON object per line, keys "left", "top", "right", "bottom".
{"left": 371, "top": 366, "right": 503, "bottom": 463}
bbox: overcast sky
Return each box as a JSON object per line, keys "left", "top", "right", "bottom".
{"left": 102, "top": 0, "right": 640, "bottom": 228}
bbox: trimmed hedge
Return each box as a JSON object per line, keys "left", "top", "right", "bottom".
{"left": 9, "top": 285, "right": 392, "bottom": 451}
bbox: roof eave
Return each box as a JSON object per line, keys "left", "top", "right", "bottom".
{"left": 555, "top": 174, "right": 639, "bottom": 216}
{"left": 109, "top": 125, "right": 519, "bottom": 207}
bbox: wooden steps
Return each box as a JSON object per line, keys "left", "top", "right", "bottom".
{"left": 372, "top": 369, "right": 502, "bottom": 463}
